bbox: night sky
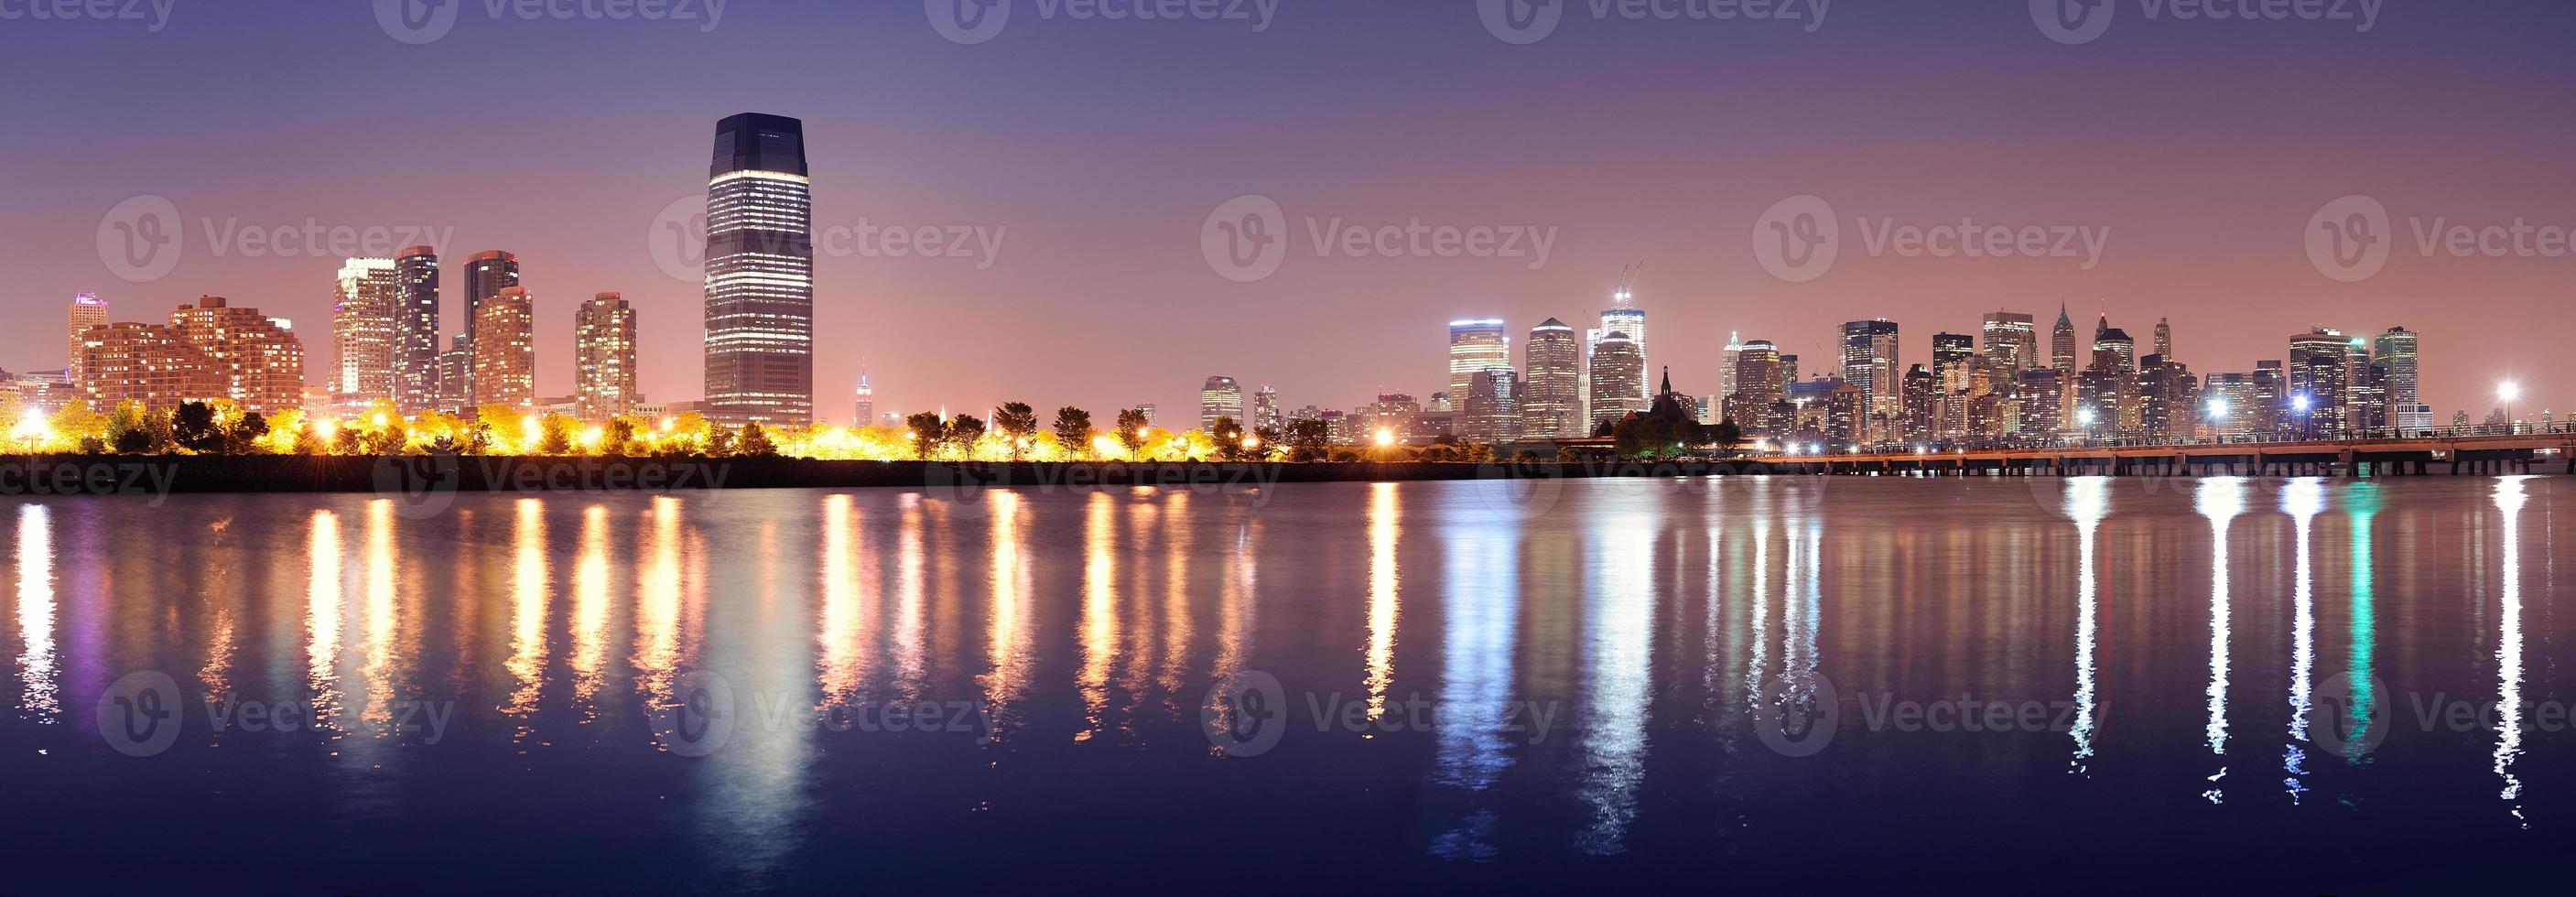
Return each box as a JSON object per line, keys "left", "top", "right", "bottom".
{"left": 5, "top": 0, "right": 2573, "bottom": 423}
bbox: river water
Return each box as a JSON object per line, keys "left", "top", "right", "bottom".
{"left": 0, "top": 476, "right": 2563, "bottom": 892}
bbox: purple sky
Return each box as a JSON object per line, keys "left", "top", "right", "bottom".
{"left": 5, "top": 1, "right": 2574, "bottom": 423}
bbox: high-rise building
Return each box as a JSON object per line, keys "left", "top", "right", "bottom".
{"left": 703, "top": 113, "right": 816, "bottom": 426}
{"left": 2051, "top": 304, "right": 2078, "bottom": 372}
{"left": 2203, "top": 373, "right": 2258, "bottom": 440}
{"left": 2137, "top": 353, "right": 2197, "bottom": 439}
{"left": 574, "top": 292, "right": 637, "bottom": 422}
{"left": 2154, "top": 318, "right": 2173, "bottom": 360}
{"left": 166, "top": 297, "right": 306, "bottom": 415}
{"left": 75, "top": 322, "right": 224, "bottom": 415}
{"left": 1200, "top": 376, "right": 1243, "bottom": 432}
{"left": 332, "top": 258, "right": 400, "bottom": 404}
{"left": 67, "top": 293, "right": 109, "bottom": 390}
{"left": 438, "top": 346, "right": 473, "bottom": 413}
{"left": 1840, "top": 319, "right": 1900, "bottom": 444}
{"left": 1901, "top": 363, "right": 1936, "bottom": 444}
{"left": 1719, "top": 331, "right": 1744, "bottom": 408}
{"left": 1932, "top": 332, "right": 1976, "bottom": 392}
{"left": 393, "top": 247, "right": 442, "bottom": 413}
{"left": 1727, "top": 340, "right": 1789, "bottom": 436}
{"left": 2373, "top": 326, "right": 2429, "bottom": 432}
{"left": 2288, "top": 327, "right": 2352, "bottom": 437}
{"left": 1465, "top": 368, "right": 1521, "bottom": 445}
{"left": 1252, "top": 384, "right": 1283, "bottom": 434}
{"left": 472, "top": 287, "right": 536, "bottom": 410}
{"left": 2091, "top": 323, "right": 2137, "bottom": 373}
{"left": 853, "top": 373, "right": 875, "bottom": 429}
{"left": 2015, "top": 369, "right": 2069, "bottom": 438}
{"left": 1586, "top": 331, "right": 1646, "bottom": 430}
{"left": 2251, "top": 361, "right": 2288, "bottom": 435}
{"left": 1446, "top": 319, "right": 1511, "bottom": 405}
{"left": 453, "top": 250, "right": 520, "bottom": 408}
{"left": 1523, "top": 319, "right": 1583, "bottom": 440}
{"left": 1600, "top": 289, "right": 1648, "bottom": 403}
{"left": 1983, "top": 311, "right": 2038, "bottom": 371}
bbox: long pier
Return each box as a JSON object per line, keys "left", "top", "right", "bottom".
{"left": 1742, "top": 431, "right": 2575, "bottom": 477}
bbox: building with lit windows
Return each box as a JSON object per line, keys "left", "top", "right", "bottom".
{"left": 2373, "top": 326, "right": 2427, "bottom": 432}
{"left": 1200, "top": 376, "right": 1243, "bottom": 432}
{"left": 1840, "top": 319, "right": 1900, "bottom": 444}
{"left": 853, "top": 373, "right": 875, "bottom": 428}
{"left": 166, "top": 297, "right": 305, "bottom": 415}
{"left": 1465, "top": 368, "right": 1521, "bottom": 445}
{"left": 1252, "top": 384, "right": 1282, "bottom": 434}
{"left": 2051, "top": 304, "right": 2078, "bottom": 372}
{"left": 1522, "top": 319, "right": 1582, "bottom": 440}
{"left": 332, "top": 258, "right": 400, "bottom": 404}
{"left": 1586, "top": 331, "right": 1646, "bottom": 431}
{"left": 394, "top": 246, "right": 442, "bottom": 412}
{"left": 66, "top": 292, "right": 108, "bottom": 390}
{"left": 1599, "top": 289, "right": 1647, "bottom": 403}
{"left": 703, "top": 113, "right": 816, "bottom": 426}
{"left": 1446, "top": 319, "right": 1510, "bottom": 405}
{"left": 74, "top": 321, "right": 224, "bottom": 414}
{"left": 2288, "top": 327, "right": 2353, "bottom": 436}
{"left": 454, "top": 250, "right": 519, "bottom": 407}
{"left": 472, "top": 286, "right": 536, "bottom": 410}
{"left": 575, "top": 292, "right": 637, "bottom": 422}
{"left": 1983, "top": 310, "right": 2037, "bottom": 370}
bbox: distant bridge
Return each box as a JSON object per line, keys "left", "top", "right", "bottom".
{"left": 1737, "top": 428, "right": 2576, "bottom": 477}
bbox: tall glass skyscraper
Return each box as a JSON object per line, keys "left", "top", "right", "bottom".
{"left": 1523, "top": 319, "right": 1582, "bottom": 439}
{"left": 394, "top": 247, "right": 441, "bottom": 412}
{"left": 703, "top": 113, "right": 815, "bottom": 426}
{"left": 1446, "top": 319, "right": 1510, "bottom": 404}
{"left": 456, "top": 250, "right": 520, "bottom": 408}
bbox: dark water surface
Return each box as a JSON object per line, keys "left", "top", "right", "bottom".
{"left": 0, "top": 476, "right": 2566, "bottom": 893}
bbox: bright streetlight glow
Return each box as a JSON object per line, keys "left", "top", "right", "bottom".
{"left": 2500, "top": 382, "right": 2522, "bottom": 402}
{"left": 2207, "top": 399, "right": 2229, "bottom": 419}
{"left": 1374, "top": 428, "right": 1396, "bottom": 448}
{"left": 2292, "top": 394, "right": 2312, "bottom": 412}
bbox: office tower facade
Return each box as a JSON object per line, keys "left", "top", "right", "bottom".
{"left": 2051, "top": 304, "right": 2077, "bottom": 371}
{"left": 574, "top": 292, "right": 637, "bottom": 422}
{"left": 393, "top": 247, "right": 442, "bottom": 412}
{"left": 2015, "top": 368, "right": 2069, "bottom": 438}
{"left": 473, "top": 287, "right": 536, "bottom": 410}
{"left": 2091, "top": 324, "right": 2136, "bottom": 373}
{"left": 1931, "top": 332, "right": 1976, "bottom": 391}
{"left": 1840, "top": 319, "right": 1900, "bottom": 444}
{"left": 1901, "top": 364, "right": 1936, "bottom": 444}
{"left": 1446, "top": 319, "right": 1511, "bottom": 405}
{"left": 2154, "top": 318, "right": 2173, "bottom": 360}
{"left": 1600, "top": 292, "right": 1647, "bottom": 403}
{"left": 1719, "top": 330, "right": 1744, "bottom": 405}
{"left": 1523, "top": 319, "right": 1582, "bottom": 440}
{"left": 2251, "top": 361, "right": 2288, "bottom": 435}
{"left": 703, "top": 113, "right": 816, "bottom": 426}
{"left": 853, "top": 373, "right": 874, "bottom": 428}
{"left": 454, "top": 250, "right": 520, "bottom": 408}
{"left": 1252, "top": 384, "right": 1283, "bottom": 434}
{"left": 2288, "top": 327, "right": 2352, "bottom": 436}
{"left": 1586, "top": 331, "right": 1647, "bottom": 430}
{"left": 75, "top": 322, "right": 224, "bottom": 414}
{"left": 2373, "top": 326, "right": 2429, "bottom": 431}
{"left": 166, "top": 297, "right": 306, "bottom": 415}
{"left": 1983, "top": 311, "right": 2038, "bottom": 370}
{"left": 2203, "top": 373, "right": 2258, "bottom": 440}
{"left": 1465, "top": 368, "right": 1521, "bottom": 445}
{"left": 1200, "top": 376, "right": 1243, "bottom": 432}
{"left": 2137, "top": 354, "right": 2197, "bottom": 439}
{"left": 332, "top": 258, "right": 400, "bottom": 403}
{"left": 438, "top": 347, "right": 473, "bottom": 413}
{"left": 67, "top": 292, "right": 109, "bottom": 390}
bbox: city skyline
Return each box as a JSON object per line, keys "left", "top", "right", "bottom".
{"left": 7, "top": 3, "right": 2574, "bottom": 427}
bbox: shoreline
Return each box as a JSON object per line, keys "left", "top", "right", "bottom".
{"left": 0, "top": 454, "right": 2559, "bottom": 498}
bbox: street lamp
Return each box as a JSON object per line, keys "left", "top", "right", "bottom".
{"left": 2206, "top": 398, "right": 2229, "bottom": 443}
{"left": 2291, "top": 393, "right": 2313, "bottom": 438}
{"left": 2500, "top": 382, "right": 2521, "bottom": 434}
{"left": 2076, "top": 406, "right": 2097, "bottom": 445}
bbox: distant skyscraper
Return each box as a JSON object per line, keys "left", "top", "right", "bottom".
{"left": 1983, "top": 311, "right": 2038, "bottom": 371}
{"left": 167, "top": 297, "right": 305, "bottom": 415}
{"left": 331, "top": 258, "right": 400, "bottom": 403}
{"left": 1523, "top": 319, "right": 1582, "bottom": 439}
{"left": 66, "top": 293, "right": 108, "bottom": 389}
{"left": 1932, "top": 332, "right": 1976, "bottom": 392}
{"left": 1600, "top": 286, "right": 1647, "bottom": 402}
{"left": 703, "top": 113, "right": 816, "bottom": 426}
{"left": 1252, "top": 384, "right": 1283, "bottom": 434}
{"left": 2091, "top": 323, "right": 2136, "bottom": 373}
{"left": 437, "top": 346, "right": 472, "bottom": 414}
{"left": 1840, "top": 319, "right": 1900, "bottom": 443}
{"left": 2373, "top": 326, "right": 2427, "bottom": 431}
{"left": 473, "top": 286, "right": 536, "bottom": 410}
{"left": 2154, "top": 317, "right": 2173, "bottom": 360}
{"left": 394, "top": 247, "right": 441, "bottom": 412}
{"left": 1446, "top": 319, "right": 1511, "bottom": 405}
{"left": 455, "top": 250, "right": 519, "bottom": 408}
{"left": 2051, "top": 304, "right": 2078, "bottom": 371}
{"left": 1720, "top": 330, "right": 1744, "bottom": 404}
{"left": 2288, "top": 327, "right": 2352, "bottom": 436}
{"left": 574, "top": 292, "right": 637, "bottom": 422}
{"left": 1200, "top": 376, "right": 1243, "bottom": 432}
{"left": 853, "top": 373, "right": 875, "bottom": 428}
{"left": 1465, "top": 368, "right": 1521, "bottom": 445}
{"left": 1586, "top": 331, "right": 1646, "bottom": 430}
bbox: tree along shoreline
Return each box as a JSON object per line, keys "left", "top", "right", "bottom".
{"left": 0, "top": 454, "right": 1774, "bottom": 497}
